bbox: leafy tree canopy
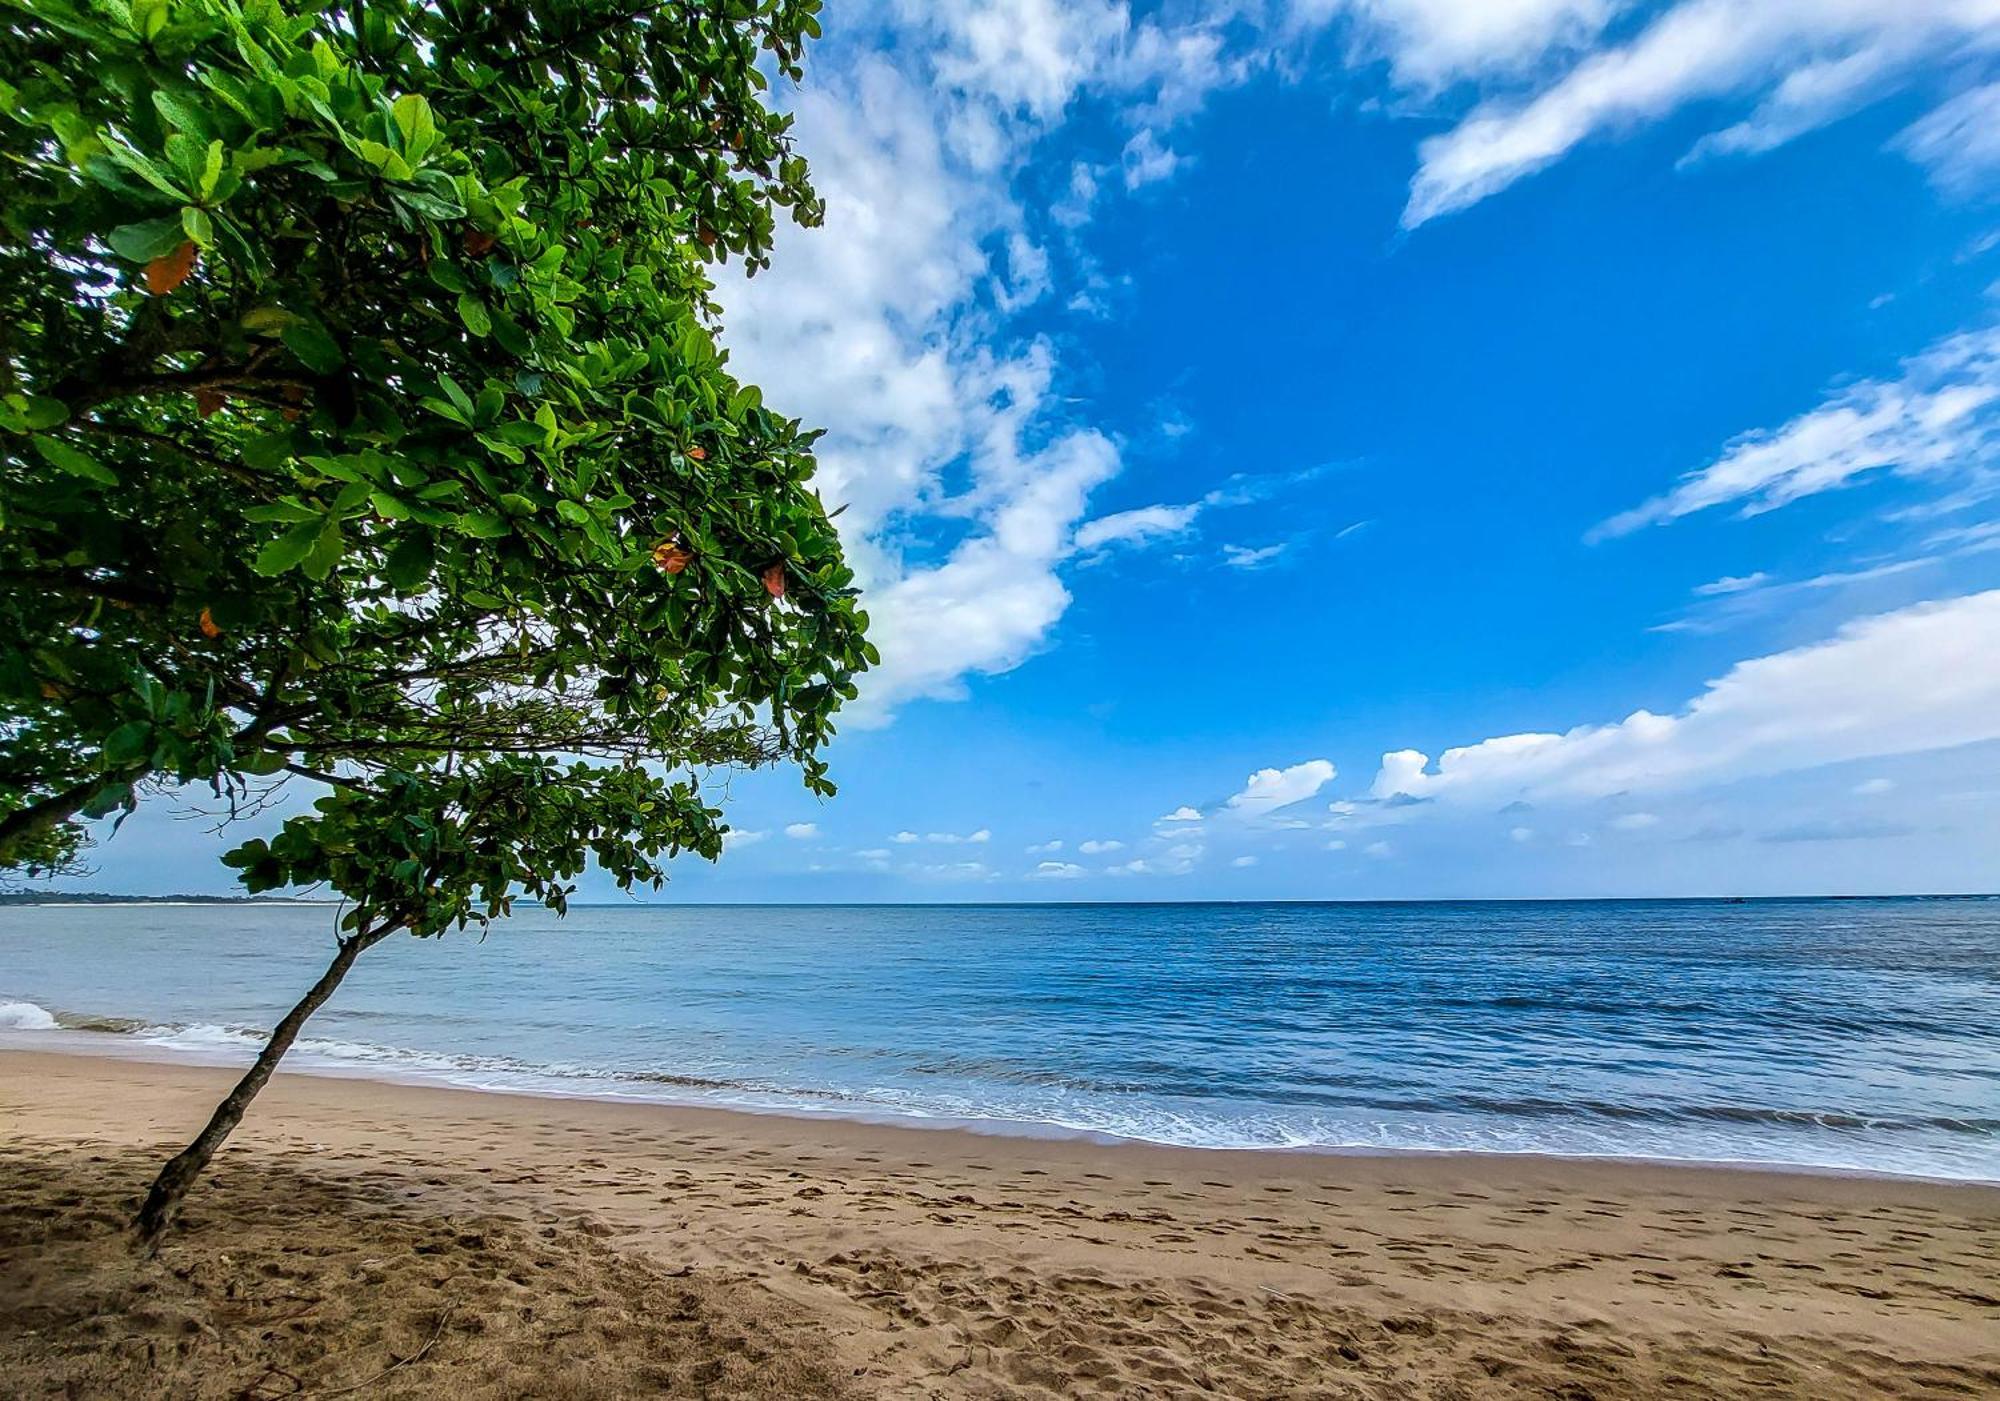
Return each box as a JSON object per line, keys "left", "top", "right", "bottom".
{"left": 0, "top": 0, "right": 872, "bottom": 935}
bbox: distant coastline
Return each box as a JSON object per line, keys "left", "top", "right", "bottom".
{"left": 0, "top": 892, "right": 337, "bottom": 907}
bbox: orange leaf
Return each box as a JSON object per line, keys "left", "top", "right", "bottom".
{"left": 463, "top": 229, "right": 496, "bottom": 257}
{"left": 195, "top": 387, "right": 226, "bottom": 418}
{"left": 687, "top": 445, "right": 706, "bottom": 461}
{"left": 198, "top": 607, "right": 222, "bottom": 639}
{"left": 762, "top": 562, "right": 786, "bottom": 599}
{"left": 145, "top": 241, "right": 197, "bottom": 296}
{"left": 652, "top": 541, "right": 694, "bottom": 575}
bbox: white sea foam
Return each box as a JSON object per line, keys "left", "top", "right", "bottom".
{"left": 0, "top": 999, "right": 58, "bottom": 1031}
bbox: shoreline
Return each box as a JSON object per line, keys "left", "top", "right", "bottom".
{"left": 6, "top": 1026, "right": 1995, "bottom": 1190}
{"left": 6, "top": 1048, "right": 1998, "bottom": 1396}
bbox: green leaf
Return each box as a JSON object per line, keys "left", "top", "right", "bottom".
{"left": 438, "top": 374, "right": 474, "bottom": 418}
{"left": 100, "top": 140, "right": 189, "bottom": 201}
{"left": 457, "top": 292, "right": 491, "bottom": 337}
{"left": 457, "top": 511, "right": 509, "bottom": 538}
{"left": 241, "top": 306, "right": 299, "bottom": 335}
{"left": 32, "top": 435, "right": 117, "bottom": 485}
{"left": 197, "top": 139, "right": 225, "bottom": 200}
{"left": 390, "top": 93, "right": 438, "bottom": 162}
{"left": 355, "top": 138, "right": 415, "bottom": 182}
{"left": 242, "top": 430, "right": 297, "bottom": 469}
{"left": 253, "top": 519, "right": 324, "bottom": 575}
{"left": 151, "top": 89, "right": 214, "bottom": 142}
{"left": 281, "top": 321, "right": 345, "bottom": 374}
{"left": 7, "top": 395, "right": 69, "bottom": 431}
{"left": 106, "top": 214, "right": 189, "bottom": 263}
{"left": 302, "top": 518, "right": 345, "bottom": 580}
{"left": 101, "top": 721, "right": 152, "bottom": 766}
{"left": 181, "top": 205, "right": 214, "bottom": 249}
{"left": 383, "top": 531, "right": 435, "bottom": 590}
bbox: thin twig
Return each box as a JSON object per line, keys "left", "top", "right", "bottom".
{"left": 305, "top": 1305, "right": 452, "bottom": 1397}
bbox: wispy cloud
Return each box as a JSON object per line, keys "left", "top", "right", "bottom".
{"left": 1593, "top": 325, "right": 2000, "bottom": 538}
{"left": 1400, "top": 1, "right": 2000, "bottom": 228}
{"left": 1899, "top": 80, "right": 2000, "bottom": 197}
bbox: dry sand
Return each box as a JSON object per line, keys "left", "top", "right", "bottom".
{"left": 3, "top": 1048, "right": 1996, "bottom": 1398}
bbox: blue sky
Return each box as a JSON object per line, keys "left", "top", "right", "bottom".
{"left": 61, "top": 0, "right": 2000, "bottom": 899}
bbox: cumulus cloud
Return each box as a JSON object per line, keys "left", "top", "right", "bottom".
{"left": 1026, "top": 839, "right": 1065, "bottom": 853}
{"left": 1158, "top": 806, "right": 1204, "bottom": 822}
{"left": 1230, "top": 855, "right": 1259, "bottom": 867}
{"left": 1594, "top": 325, "right": 2000, "bottom": 537}
{"left": 716, "top": 6, "right": 1253, "bottom": 725}
{"left": 1028, "top": 860, "right": 1088, "bottom": 879}
{"left": 1401, "top": 1, "right": 2000, "bottom": 228}
{"left": 1370, "top": 591, "right": 2000, "bottom": 804}
{"left": 1078, "top": 839, "right": 1125, "bottom": 853}
{"left": 783, "top": 823, "right": 821, "bottom": 840}
{"left": 1226, "top": 759, "right": 1339, "bottom": 815}
{"left": 723, "top": 829, "right": 767, "bottom": 848}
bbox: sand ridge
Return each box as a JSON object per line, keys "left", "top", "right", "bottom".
{"left": 3, "top": 1049, "right": 1997, "bottom": 1397}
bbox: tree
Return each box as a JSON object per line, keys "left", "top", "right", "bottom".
{"left": 0, "top": 0, "right": 871, "bottom": 1242}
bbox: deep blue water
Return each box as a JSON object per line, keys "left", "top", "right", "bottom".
{"left": 3, "top": 898, "right": 1997, "bottom": 1180}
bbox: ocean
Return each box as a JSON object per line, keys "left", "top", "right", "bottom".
{"left": 2, "top": 898, "right": 1996, "bottom": 1181}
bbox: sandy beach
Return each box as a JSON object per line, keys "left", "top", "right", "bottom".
{"left": 3, "top": 1048, "right": 1997, "bottom": 1398}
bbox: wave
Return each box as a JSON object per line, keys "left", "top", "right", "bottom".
{"left": 0, "top": 1000, "right": 57, "bottom": 1031}
{"left": 4, "top": 995, "right": 1995, "bottom": 1179}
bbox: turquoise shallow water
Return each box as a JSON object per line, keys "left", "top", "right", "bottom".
{"left": 2, "top": 898, "right": 1997, "bottom": 1180}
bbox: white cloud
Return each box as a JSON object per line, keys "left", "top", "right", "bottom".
{"left": 892, "top": 831, "right": 922, "bottom": 844}
{"left": 723, "top": 829, "right": 767, "bottom": 848}
{"left": 1078, "top": 839, "right": 1125, "bottom": 853}
{"left": 915, "top": 860, "right": 997, "bottom": 880}
{"left": 1854, "top": 777, "right": 1896, "bottom": 795}
{"left": 1074, "top": 503, "right": 1202, "bottom": 551}
{"left": 715, "top": 7, "right": 1252, "bottom": 726}
{"left": 1900, "top": 81, "right": 2000, "bottom": 197}
{"left": 1158, "top": 806, "right": 1204, "bottom": 822}
{"left": 1231, "top": 855, "right": 1259, "bottom": 867}
{"left": 1365, "top": 840, "right": 1395, "bottom": 858}
{"left": 1222, "top": 542, "right": 1288, "bottom": 570}
{"left": 920, "top": 828, "right": 993, "bottom": 845}
{"left": 784, "top": 822, "right": 821, "bottom": 840}
{"left": 1609, "top": 812, "right": 1659, "bottom": 830}
{"left": 1402, "top": 1, "right": 2000, "bottom": 228}
{"left": 1122, "top": 128, "right": 1184, "bottom": 188}
{"left": 1029, "top": 860, "right": 1088, "bottom": 879}
{"left": 857, "top": 848, "right": 892, "bottom": 862}
{"left": 1325, "top": 838, "right": 1348, "bottom": 850}
{"left": 1304, "top": 0, "right": 1620, "bottom": 88}
{"left": 1594, "top": 325, "right": 2000, "bottom": 537}
{"left": 1371, "top": 591, "right": 2000, "bottom": 804}
{"left": 1026, "top": 839, "right": 1065, "bottom": 853}
{"left": 1226, "top": 759, "right": 1339, "bottom": 815}
{"left": 1693, "top": 571, "right": 1770, "bottom": 596}
{"left": 1510, "top": 825, "right": 1535, "bottom": 842}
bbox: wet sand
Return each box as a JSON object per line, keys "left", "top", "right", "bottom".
{"left": 3, "top": 1049, "right": 1997, "bottom": 1397}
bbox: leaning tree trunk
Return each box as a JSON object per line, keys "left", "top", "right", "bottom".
{"left": 135, "top": 920, "right": 398, "bottom": 1245}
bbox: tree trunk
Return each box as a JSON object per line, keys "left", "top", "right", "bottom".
{"left": 135, "top": 920, "right": 397, "bottom": 1245}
